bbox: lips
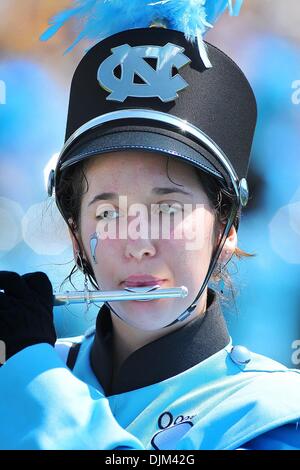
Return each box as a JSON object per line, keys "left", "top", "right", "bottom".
{"left": 122, "top": 274, "right": 165, "bottom": 287}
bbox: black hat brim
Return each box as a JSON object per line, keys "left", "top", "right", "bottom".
{"left": 58, "top": 122, "right": 231, "bottom": 188}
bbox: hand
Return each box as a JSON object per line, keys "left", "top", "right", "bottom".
{"left": 0, "top": 271, "right": 56, "bottom": 362}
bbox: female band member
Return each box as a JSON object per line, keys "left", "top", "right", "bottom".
{"left": 0, "top": 1, "right": 300, "bottom": 450}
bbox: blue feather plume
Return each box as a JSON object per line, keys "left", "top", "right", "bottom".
{"left": 40, "top": 0, "right": 244, "bottom": 67}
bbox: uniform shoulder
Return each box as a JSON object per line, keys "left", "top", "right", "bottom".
{"left": 55, "top": 324, "right": 96, "bottom": 346}
{"left": 55, "top": 335, "right": 83, "bottom": 364}
{"left": 54, "top": 326, "right": 95, "bottom": 364}
{"left": 245, "top": 350, "right": 291, "bottom": 372}
{"left": 228, "top": 344, "right": 299, "bottom": 374}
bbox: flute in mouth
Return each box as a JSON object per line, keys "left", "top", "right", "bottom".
{"left": 53, "top": 285, "right": 188, "bottom": 306}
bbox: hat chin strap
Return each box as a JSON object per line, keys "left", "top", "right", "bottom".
{"left": 105, "top": 204, "right": 238, "bottom": 329}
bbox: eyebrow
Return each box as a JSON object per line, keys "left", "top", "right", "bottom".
{"left": 88, "top": 187, "right": 192, "bottom": 206}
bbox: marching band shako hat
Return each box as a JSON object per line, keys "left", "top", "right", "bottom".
{"left": 43, "top": 0, "right": 257, "bottom": 326}
{"left": 49, "top": 26, "right": 257, "bottom": 212}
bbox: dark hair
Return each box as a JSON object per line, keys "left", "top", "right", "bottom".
{"left": 54, "top": 154, "right": 255, "bottom": 300}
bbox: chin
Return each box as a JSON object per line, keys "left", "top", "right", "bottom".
{"left": 118, "top": 301, "right": 178, "bottom": 330}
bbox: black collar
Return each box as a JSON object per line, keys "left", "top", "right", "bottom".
{"left": 90, "top": 289, "right": 230, "bottom": 396}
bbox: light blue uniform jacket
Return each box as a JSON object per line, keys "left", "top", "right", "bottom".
{"left": 0, "top": 335, "right": 300, "bottom": 449}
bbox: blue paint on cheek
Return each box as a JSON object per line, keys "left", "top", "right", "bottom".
{"left": 90, "top": 232, "right": 100, "bottom": 264}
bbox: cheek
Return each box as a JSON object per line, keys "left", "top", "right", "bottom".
{"left": 80, "top": 218, "right": 111, "bottom": 263}
{"left": 91, "top": 236, "right": 120, "bottom": 260}
{"left": 88, "top": 237, "right": 122, "bottom": 288}
{"left": 170, "top": 208, "right": 215, "bottom": 250}
{"left": 159, "top": 216, "right": 214, "bottom": 271}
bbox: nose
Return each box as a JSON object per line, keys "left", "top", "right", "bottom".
{"left": 124, "top": 239, "right": 156, "bottom": 261}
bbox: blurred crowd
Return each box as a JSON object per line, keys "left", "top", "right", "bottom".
{"left": 0, "top": 0, "right": 299, "bottom": 367}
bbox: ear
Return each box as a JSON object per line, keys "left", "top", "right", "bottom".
{"left": 217, "top": 224, "right": 238, "bottom": 264}
{"left": 67, "top": 218, "right": 82, "bottom": 260}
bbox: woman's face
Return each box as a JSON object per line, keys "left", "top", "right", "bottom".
{"left": 76, "top": 151, "right": 219, "bottom": 330}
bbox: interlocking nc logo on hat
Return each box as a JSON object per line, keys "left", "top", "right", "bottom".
{"left": 97, "top": 43, "right": 191, "bottom": 103}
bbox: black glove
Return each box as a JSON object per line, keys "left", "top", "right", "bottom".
{"left": 0, "top": 271, "right": 57, "bottom": 362}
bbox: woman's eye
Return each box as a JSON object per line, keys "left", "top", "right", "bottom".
{"left": 158, "top": 203, "right": 183, "bottom": 215}
{"left": 96, "top": 209, "right": 119, "bottom": 220}
{"left": 96, "top": 204, "right": 182, "bottom": 220}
